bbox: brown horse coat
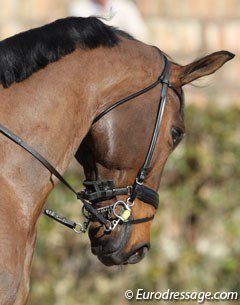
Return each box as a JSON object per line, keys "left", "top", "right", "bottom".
{"left": 0, "top": 17, "right": 234, "bottom": 304}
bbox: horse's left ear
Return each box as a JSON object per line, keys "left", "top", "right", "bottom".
{"left": 173, "top": 51, "right": 235, "bottom": 86}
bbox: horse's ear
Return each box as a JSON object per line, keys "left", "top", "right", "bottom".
{"left": 174, "top": 51, "right": 234, "bottom": 86}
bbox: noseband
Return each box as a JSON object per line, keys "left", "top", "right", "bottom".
{"left": 0, "top": 53, "right": 182, "bottom": 233}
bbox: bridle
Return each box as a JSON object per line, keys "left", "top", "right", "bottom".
{"left": 0, "top": 52, "right": 183, "bottom": 233}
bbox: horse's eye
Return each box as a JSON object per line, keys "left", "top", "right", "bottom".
{"left": 171, "top": 126, "right": 184, "bottom": 147}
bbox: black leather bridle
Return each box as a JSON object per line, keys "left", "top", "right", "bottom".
{"left": 0, "top": 53, "right": 182, "bottom": 233}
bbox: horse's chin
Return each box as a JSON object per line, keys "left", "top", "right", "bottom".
{"left": 88, "top": 222, "right": 149, "bottom": 266}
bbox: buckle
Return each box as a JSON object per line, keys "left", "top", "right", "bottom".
{"left": 136, "top": 178, "right": 144, "bottom": 186}
{"left": 113, "top": 200, "right": 132, "bottom": 222}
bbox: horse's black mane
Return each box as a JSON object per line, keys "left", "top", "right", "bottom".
{"left": 0, "top": 17, "right": 132, "bottom": 88}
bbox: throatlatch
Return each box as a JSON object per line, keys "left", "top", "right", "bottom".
{"left": 0, "top": 53, "right": 182, "bottom": 233}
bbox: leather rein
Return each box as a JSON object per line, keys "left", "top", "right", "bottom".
{"left": 0, "top": 53, "right": 182, "bottom": 233}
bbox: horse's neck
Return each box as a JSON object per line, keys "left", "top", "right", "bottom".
{"left": 0, "top": 49, "right": 101, "bottom": 216}
{"left": 0, "top": 49, "right": 103, "bottom": 167}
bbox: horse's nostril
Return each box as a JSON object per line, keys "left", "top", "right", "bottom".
{"left": 126, "top": 245, "right": 149, "bottom": 264}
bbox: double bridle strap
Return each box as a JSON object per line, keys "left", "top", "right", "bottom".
{"left": 78, "top": 180, "right": 159, "bottom": 209}
{"left": 0, "top": 53, "right": 181, "bottom": 232}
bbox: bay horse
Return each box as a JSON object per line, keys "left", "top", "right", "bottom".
{"left": 0, "top": 17, "right": 234, "bottom": 305}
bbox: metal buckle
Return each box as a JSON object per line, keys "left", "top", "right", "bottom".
{"left": 104, "top": 219, "right": 121, "bottom": 232}
{"left": 127, "top": 185, "right": 133, "bottom": 195}
{"left": 113, "top": 200, "right": 132, "bottom": 222}
{"left": 126, "top": 197, "right": 135, "bottom": 207}
{"left": 73, "top": 221, "right": 89, "bottom": 234}
{"left": 136, "top": 178, "right": 144, "bottom": 186}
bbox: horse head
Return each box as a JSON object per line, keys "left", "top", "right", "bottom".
{"left": 76, "top": 48, "right": 234, "bottom": 266}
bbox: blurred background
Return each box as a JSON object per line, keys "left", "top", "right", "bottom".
{"left": 0, "top": 1, "right": 239, "bottom": 304}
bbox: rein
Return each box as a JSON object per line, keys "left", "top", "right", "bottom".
{"left": 0, "top": 54, "right": 181, "bottom": 233}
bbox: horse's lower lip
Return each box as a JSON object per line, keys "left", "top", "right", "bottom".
{"left": 93, "top": 245, "right": 149, "bottom": 266}
{"left": 124, "top": 246, "right": 149, "bottom": 264}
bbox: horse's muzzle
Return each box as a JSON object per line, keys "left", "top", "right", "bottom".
{"left": 88, "top": 215, "right": 150, "bottom": 266}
